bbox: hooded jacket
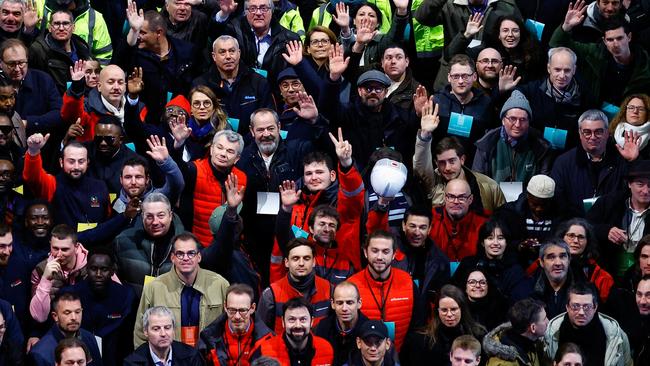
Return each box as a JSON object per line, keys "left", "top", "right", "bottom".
{"left": 483, "top": 322, "right": 542, "bottom": 366}
{"left": 544, "top": 313, "right": 633, "bottom": 366}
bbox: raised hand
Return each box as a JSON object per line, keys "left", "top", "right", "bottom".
{"left": 225, "top": 173, "right": 245, "bottom": 208}
{"left": 43, "top": 260, "right": 62, "bottom": 281}
{"left": 127, "top": 0, "right": 144, "bottom": 31}
{"left": 23, "top": 0, "right": 39, "bottom": 31}
{"left": 146, "top": 135, "right": 169, "bottom": 163}
{"left": 420, "top": 97, "right": 440, "bottom": 133}
{"left": 69, "top": 60, "right": 86, "bottom": 81}
{"left": 328, "top": 43, "right": 350, "bottom": 81}
{"left": 355, "top": 17, "right": 377, "bottom": 45}
{"left": 279, "top": 180, "right": 300, "bottom": 211}
{"left": 64, "top": 118, "right": 84, "bottom": 145}
{"left": 329, "top": 127, "right": 353, "bottom": 168}
{"left": 464, "top": 12, "right": 484, "bottom": 38}
{"left": 169, "top": 113, "right": 192, "bottom": 149}
{"left": 124, "top": 197, "right": 142, "bottom": 220}
{"left": 333, "top": 2, "right": 351, "bottom": 32}
{"left": 498, "top": 65, "right": 521, "bottom": 92}
{"left": 563, "top": 1, "right": 587, "bottom": 31}
{"left": 293, "top": 92, "right": 318, "bottom": 122}
{"left": 127, "top": 67, "right": 144, "bottom": 96}
{"left": 413, "top": 85, "right": 429, "bottom": 117}
{"left": 616, "top": 130, "right": 641, "bottom": 161}
{"left": 220, "top": 0, "right": 238, "bottom": 16}
{"left": 27, "top": 133, "right": 50, "bottom": 156}
{"left": 282, "top": 40, "right": 304, "bottom": 66}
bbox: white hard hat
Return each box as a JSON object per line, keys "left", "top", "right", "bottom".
{"left": 370, "top": 158, "right": 407, "bottom": 198}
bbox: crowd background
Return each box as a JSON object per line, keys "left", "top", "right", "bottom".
{"left": 0, "top": 0, "right": 649, "bottom": 365}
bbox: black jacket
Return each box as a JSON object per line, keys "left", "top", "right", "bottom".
{"left": 210, "top": 16, "right": 300, "bottom": 88}
{"left": 550, "top": 140, "right": 628, "bottom": 215}
{"left": 193, "top": 64, "right": 273, "bottom": 136}
{"left": 29, "top": 33, "right": 92, "bottom": 94}
{"left": 124, "top": 341, "right": 204, "bottom": 366}
{"left": 113, "top": 35, "right": 198, "bottom": 125}
{"left": 198, "top": 314, "right": 272, "bottom": 365}
{"left": 314, "top": 311, "right": 370, "bottom": 366}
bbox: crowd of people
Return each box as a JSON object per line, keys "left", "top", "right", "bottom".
{"left": 0, "top": 0, "right": 649, "bottom": 365}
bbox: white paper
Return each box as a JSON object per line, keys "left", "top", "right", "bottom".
{"left": 468, "top": 39, "right": 482, "bottom": 48}
{"left": 500, "top": 182, "right": 523, "bottom": 202}
{"left": 257, "top": 192, "right": 280, "bottom": 215}
{"left": 95, "top": 335, "right": 102, "bottom": 356}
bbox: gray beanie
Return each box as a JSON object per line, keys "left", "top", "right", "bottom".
{"left": 500, "top": 90, "right": 533, "bottom": 119}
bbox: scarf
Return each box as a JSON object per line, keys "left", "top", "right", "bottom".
{"left": 614, "top": 121, "right": 650, "bottom": 151}
{"left": 542, "top": 78, "right": 581, "bottom": 107}
{"left": 100, "top": 95, "right": 125, "bottom": 123}
{"left": 188, "top": 116, "right": 215, "bottom": 140}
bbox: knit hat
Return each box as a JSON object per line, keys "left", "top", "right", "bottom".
{"left": 526, "top": 175, "right": 555, "bottom": 199}
{"left": 166, "top": 95, "right": 191, "bottom": 115}
{"left": 500, "top": 90, "right": 532, "bottom": 119}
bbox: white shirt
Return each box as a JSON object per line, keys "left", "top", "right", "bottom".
{"left": 149, "top": 344, "right": 173, "bottom": 366}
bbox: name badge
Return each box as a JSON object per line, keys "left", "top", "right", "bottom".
{"left": 448, "top": 112, "right": 473, "bottom": 138}
{"left": 543, "top": 127, "right": 568, "bottom": 150}
{"left": 280, "top": 130, "right": 288, "bottom": 139}
{"left": 525, "top": 19, "right": 545, "bottom": 41}
{"left": 252, "top": 68, "right": 268, "bottom": 78}
{"left": 292, "top": 225, "right": 310, "bottom": 239}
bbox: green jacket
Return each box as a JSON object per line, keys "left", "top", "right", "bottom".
{"left": 279, "top": 8, "right": 306, "bottom": 40}
{"left": 37, "top": 0, "right": 112, "bottom": 64}
{"left": 544, "top": 313, "right": 633, "bottom": 366}
{"left": 549, "top": 26, "right": 650, "bottom": 104}
{"left": 483, "top": 322, "right": 542, "bottom": 366}
{"left": 134, "top": 267, "right": 230, "bottom": 348}
{"left": 411, "top": 0, "right": 444, "bottom": 58}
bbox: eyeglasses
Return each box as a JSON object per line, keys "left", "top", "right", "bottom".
{"left": 280, "top": 81, "right": 302, "bottom": 90}
{"left": 247, "top": 6, "right": 271, "bottom": 13}
{"left": 445, "top": 193, "right": 471, "bottom": 203}
{"left": 3, "top": 60, "right": 27, "bottom": 69}
{"left": 362, "top": 86, "right": 386, "bottom": 94}
{"left": 94, "top": 135, "right": 117, "bottom": 145}
{"left": 504, "top": 116, "right": 529, "bottom": 125}
{"left": 580, "top": 128, "right": 605, "bottom": 139}
{"left": 449, "top": 73, "right": 474, "bottom": 81}
{"left": 477, "top": 58, "right": 502, "bottom": 65}
{"left": 565, "top": 233, "right": 586, "bottom": 241}
{"left": 627, "top": 105, "right": 647, "bottom": 113}
{"left": 568, "top": 303, "right": 595, "bottom": 312}
{"left": 173, "top": 250, "right": 198, "bottom": 260}
{"left": 439, "top": 307, "right": 460, "bottom": 314}
{"left": 467, "top": 279, "right": 487, "bottom": 287}
{"left": 192, "top": 100, "right": 213, "bottom": 108}
{"left": 51, "top": 21, "right": 72, "bottom": 29}
{"left": 225, "top": 307, "right": 251, "bottom": 316}
{"left": 310, "top": 38, "right": 331, "bottom": 46}
{"left": 0, "top": 125, "right": 13, "bottom": 135}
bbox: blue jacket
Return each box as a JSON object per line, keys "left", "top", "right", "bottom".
{"left": 0, "top": 298, "right": 24, "bottom": 347}
{"left": 62, "top": 280, "right": 138, "bottom": 366}
{"left": 0, "top": 241, "right": 44, "bottom": 333}
{"left": 16, "top": 69, "right": 62, "bottom": 135}
{"left": 28, "top": 325, "right": 103, "bottom": 366}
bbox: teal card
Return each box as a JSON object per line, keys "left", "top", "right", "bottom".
{"left": 280, "top": 130, "right": 288, "bottom": 139}
{"left": 253, "top": 68, "right": 268, "bottom": 78}
{"left": 384, "top": 321, "right": 396, "bottom": 341}
{"left": 292, "top": 225, "right": 309, "bottom": 239}
{"left": 525, "top": 19, "right": 545, "bottom": 42}
{"left": 543, "top": 127, "right": 568, "bottom": 150}
{"left": 227, "top": 118, "right": 240, "bottom": 132}
{"left": 601, "top": 102, "right": 620, "bottom": 121}
{"left": 448, "top": 112, "right": 473, "bottom": 138}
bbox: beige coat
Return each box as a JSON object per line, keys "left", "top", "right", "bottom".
{"left": 134, "top": 267, "right": 229, "bottom": 347}
{"left": 413, "top": 133, "right": 505, "bottom": 212}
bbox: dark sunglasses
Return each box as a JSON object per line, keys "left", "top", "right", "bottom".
{"left": 0, "top": 125, "right": 13, "bottom": 135}
{"left": 94, "top": 135, "right": 117, "bottom": 145}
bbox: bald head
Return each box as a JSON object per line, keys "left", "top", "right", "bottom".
{"left": 97, "top": 65, "right": 126, "bottom": 108}
{"left": 476, "top": 48, "right": 502, "bottom": 83}
{"left": 445, "top": 179, "right": 473, "bottom": 220}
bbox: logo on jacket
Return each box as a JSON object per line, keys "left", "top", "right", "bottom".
{"left": 90, "top": 195, "right": 100, "bottom": 208}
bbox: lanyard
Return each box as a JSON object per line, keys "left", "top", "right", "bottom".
{"left": 364, "top": 269, "right": 393, "bottom": 320}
